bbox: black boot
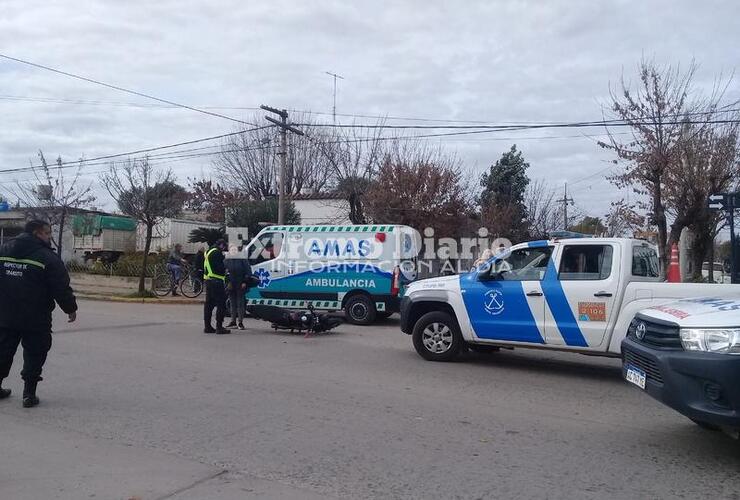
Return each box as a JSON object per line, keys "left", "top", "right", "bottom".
{"left": 0, "top": 379, "right": 10, "bottom": 399}
{"left": 22, "top": 380, "right": 39, "bottom": 408}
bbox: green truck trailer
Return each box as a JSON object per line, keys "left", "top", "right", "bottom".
{"left": 72, "top": 214, "right": 137, "bottom": 262}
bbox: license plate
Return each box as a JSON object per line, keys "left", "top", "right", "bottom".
{"left": 625, "top": 364, "right": 646, "bottom": 389}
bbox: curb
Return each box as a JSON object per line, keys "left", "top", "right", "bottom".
{"left": 76, "top": 293, "right": 205, "bottom": 305}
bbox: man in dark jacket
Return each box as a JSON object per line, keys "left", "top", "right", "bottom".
{"left": 203, "top": 239, "right": 230, "bottom": 335}
{"left": 0, "top": 220, "right": 78, "bottom": 407}
{"left": 225, "top": 245, "right": 252, "bottom": 330}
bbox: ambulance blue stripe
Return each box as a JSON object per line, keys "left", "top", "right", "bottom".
{"left": 541, "top": 261, "right": 588, "bottom": 347}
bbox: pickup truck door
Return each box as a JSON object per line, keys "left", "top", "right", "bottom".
{"left": 462, "top": 245, "right": 552, "bottom": 344}
{"left": 543, "top": 243, "right": 620, "bottom": 348}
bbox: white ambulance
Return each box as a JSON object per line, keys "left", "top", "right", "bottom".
{"left": 400, "top": 238, "right": 740, "bottom": 360}
{"left": 243, "top": 224, "right": 419, "bottom": 324}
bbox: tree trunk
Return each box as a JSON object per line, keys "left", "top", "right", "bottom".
{"left": 652, "top": 185, "right": 668, "bottom": 279}
{"left": 348, "top": 192, "right": 366, "bottom": 224}
{"left": 690, "top": 234, "right": 711, "bottom": 282}
{"left": 139, "top": 223, "right": 153, "bottom": 294}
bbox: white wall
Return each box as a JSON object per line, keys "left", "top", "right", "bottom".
{"left": 293, "top": 198, "right": 351, "bottom": 225}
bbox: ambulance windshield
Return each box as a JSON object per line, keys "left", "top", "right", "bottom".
{"left": 246, "top": 232, "right": 283, "bottom": 265}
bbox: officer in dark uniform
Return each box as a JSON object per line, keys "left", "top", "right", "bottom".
{"left": 0, "top": 220, "right": 78, "bottom": 407}
{"left": 203, "top": 239, "right": 230, "bottom": 334}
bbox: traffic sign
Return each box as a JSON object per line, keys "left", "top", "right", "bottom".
{"left": 707, "top": 193, "right": 727, "bottom": 210}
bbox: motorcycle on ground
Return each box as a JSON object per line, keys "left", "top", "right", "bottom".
{"left": 246, "top": 303, "right": 344, "bottom": 336}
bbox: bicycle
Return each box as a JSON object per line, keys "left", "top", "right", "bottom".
{"left": 152, "top": 263, "right": 204, "bottom": 298}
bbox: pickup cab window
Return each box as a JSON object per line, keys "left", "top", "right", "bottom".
{"left": 489, "top": 247, "right": 552, "bottom": 281}
{"left": 632, "top": 246, "right": 660, "bottom": 277}
{"left": 558, "top": 245, "right": 613, "bottom": 280}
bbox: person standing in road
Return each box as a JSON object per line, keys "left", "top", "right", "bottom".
{"left": 225, "top": 245, "right": 251, "bottom": 330}
{"left": 193, "top": 247, "right": 205, "bottom": 276}
{"left": 0, "top": 220, "right": 77, "bottom": 408}
{"left": 166, "top": 243, "right": 188, "bottom": 296}
{"left": 203, "top": 239, "right": 230, "bottom": 335}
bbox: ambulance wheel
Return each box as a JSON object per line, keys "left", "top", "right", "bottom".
{"left": 412, "top": 311, "right": 463, "bottom": 362}
{"left": 344, "top": 295, "right": 376, "bottom": 325}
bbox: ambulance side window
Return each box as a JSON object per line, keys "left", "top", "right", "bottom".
{"left": 558, "top": 245, "right": 613, "bottom": 280}
{"left": 247, "top": 232, "right": 283, "bottom": 265}
{"left": 491, "top": 247, "right": 552, "bottom": 281}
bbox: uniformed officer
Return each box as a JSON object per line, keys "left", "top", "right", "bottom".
{"left": 0, "top": 220, "right": 78, "bottom": 407}
{"left": 203, "top": 239, "right": 230, "bottom": 334}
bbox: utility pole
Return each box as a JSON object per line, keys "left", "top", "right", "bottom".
{"left": 325, "top": 71, "right": 344, "bottom": 124}
{"left": 558, "top": 183, "right": 574, "bottom": 230}
{"left": 260, "top": 105, "right": 304, "bottom": 224}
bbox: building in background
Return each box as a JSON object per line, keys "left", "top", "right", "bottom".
{"left": 291, "top": 192, "right": 350, "bottom": 225}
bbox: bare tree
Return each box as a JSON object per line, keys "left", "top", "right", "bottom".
{"left": 213, "top": 113, "right": 334, "bottom": 200}
{"left": 365, "top": 141, "right": 470, "bottom": 237}
{"left": 101, "top": 158, "right": 187, "bottom": 294}
{"left": 600, "top": 60, "right": 740, "bottom": 276}
{"left": 666, "top": 116, "right": 740, "bottom": 279}
{"left": 524, "top": 180, "right": 561, "bottom": 239}
{"left": 9, "top": 150, "right": 95, "bottom": 256}
{"left": 603, "top": 199, "right": 647, "bottom": 237}
{"left": 600, "top": 60, "right": 700, "bottom": 275}
{"left": 314, "top": 120, "right": 387, "bottom": 224}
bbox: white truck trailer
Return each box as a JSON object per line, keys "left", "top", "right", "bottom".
{"left": 137, "top": 218, "right": 222, "bottom": 255}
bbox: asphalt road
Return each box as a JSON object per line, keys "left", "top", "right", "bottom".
{"left": 1, "top": 300, "right": 738, "bottom": 500}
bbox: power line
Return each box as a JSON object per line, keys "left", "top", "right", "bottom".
{"left": 0, "top": 125, "right": 274, "bottom": 174}
{"left": 568, "top": 164, "right": 615, "bottom": 187}
{"left": 5, "top": 93, "right": 738, "bottom": 126}
{"left": 0, "top": 53, "right": 257, "bottom": 126}
{"left": 293, "top": 115, "right": 740, "bottom": 131}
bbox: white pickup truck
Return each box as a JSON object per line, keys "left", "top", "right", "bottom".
{"left": 400, "top": 238, "right": 740, "bottom": 361}
{"left": 622, "top": 298, "right": 740, "bottom": 436}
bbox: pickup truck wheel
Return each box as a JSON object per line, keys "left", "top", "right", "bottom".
{"left": 344, "top": 295, "right": 376, "bottom": 325}
{"left": 412, "top": 311, "right": 463, "bottom": 361}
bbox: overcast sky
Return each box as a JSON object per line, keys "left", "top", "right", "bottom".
{"left": 1, "top": 0, "right": 739, "bottom": 217}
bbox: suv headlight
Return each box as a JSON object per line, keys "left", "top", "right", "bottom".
{"left": 680, "top": 328, "right": 740, "bottom": 354}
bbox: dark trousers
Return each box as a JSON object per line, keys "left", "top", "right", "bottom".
{"left": 0, "top": 328, "right": 52, "bottom": 383}
{"left": 204, "top": 279, "right": 226, "bottom": 329}
{"left": 228, "top": 286, "right": 246, "bottom": 324}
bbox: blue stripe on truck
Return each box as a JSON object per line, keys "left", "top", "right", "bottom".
{"left": 541, "top": 260, "right": 588, "bottom": 347}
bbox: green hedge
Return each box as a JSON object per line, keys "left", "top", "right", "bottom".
{"left": 68, "top": 252, "right": 168, "bottom": 277}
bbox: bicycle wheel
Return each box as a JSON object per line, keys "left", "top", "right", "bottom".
{"left": 152, "top": 272, "right": 173, "bottom": 297}
{"left": 180, "top": 276, "right": 203, "bottom": 298}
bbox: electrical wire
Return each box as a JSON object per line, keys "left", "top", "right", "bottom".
{"left": 0, "top": 53, "right": 257, "bottom": 126}
{"left": 0, "top": 125, "right": 275, "bottom": 174}
{"left": 4, "top": 93, "right": 738, "bottom": 126}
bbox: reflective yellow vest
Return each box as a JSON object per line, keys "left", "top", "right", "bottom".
{"left": 203, "top": 248, "right": 226, "bottom": 281}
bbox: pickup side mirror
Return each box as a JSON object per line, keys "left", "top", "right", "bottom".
{"left": 478, "top": 270, "right": 499, "bottom": 282}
